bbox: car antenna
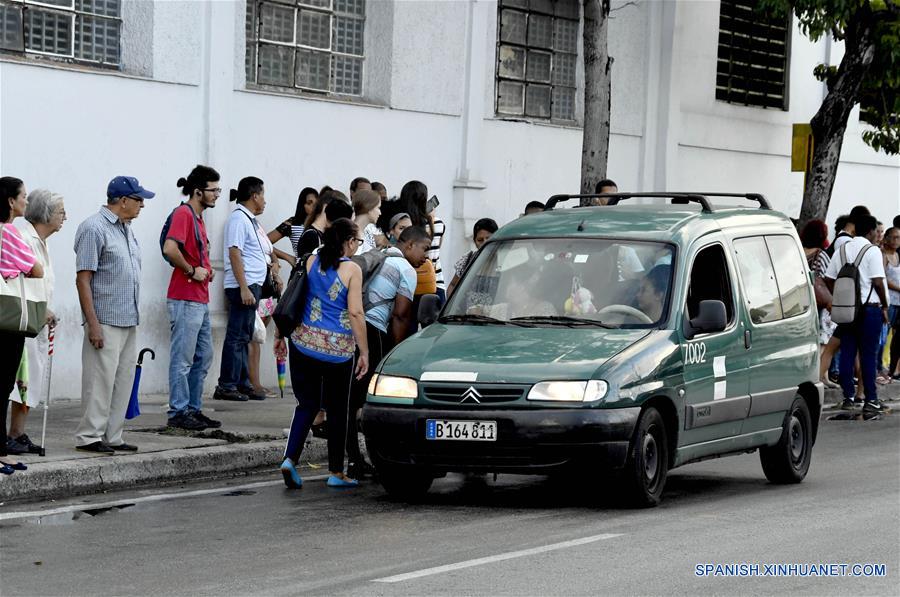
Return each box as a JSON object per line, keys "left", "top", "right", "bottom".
{"left": 577, "top": 218, "right": 585, "bottom": 232}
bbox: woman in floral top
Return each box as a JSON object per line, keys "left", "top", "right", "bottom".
{"left": 276, "top": 218, "right": 369, "bottom": 488}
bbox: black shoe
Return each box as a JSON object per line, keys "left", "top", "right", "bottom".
{"left": 193, "top": 411, "right": 221, "bottom": 429}
{"left": 347, "top": 460, "right": 376, "bottom": 479}
{"left": 5, "top": 437, "right": 29, "bottom": 455}
{"left": 840, "top": 398, "right": 857, "bottom": 410}
{"left": 238, "top": 386, "right": 267, "bottom": 401}
{"left": 311, "top": 421, "right": 328, "bottom": 439}
{"left": 213, "top": 387, "right": 249, "bottom": 402}
{"left": 109, "top": 443, "right": 138, "bottom": 452}
{"left": 168, "top": 413, "right": 208, "bottom": 431}
{"left": 76, "top": 441, "right": 115, "bottom": 454}
{"left": 14, "top": 434, "right": 43, "bottom": 454}
{"left": 863, "top": 400, "right": 888, "bottom": 414}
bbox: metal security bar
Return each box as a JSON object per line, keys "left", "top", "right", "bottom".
{"left": 0, "top": 0, "right": 121, "bottom": 66}
{"left": 246, "top": 0, "right": 365, "bottom": 96}
{"left": 715, "top": 0, "right": 791, "bottom": 110}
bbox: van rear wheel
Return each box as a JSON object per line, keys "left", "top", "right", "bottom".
{"left": 760, "top": 395, "right": 812, "bottom": 484}
{"left": 619, "top": 407, "right": 668, "bottom": 507}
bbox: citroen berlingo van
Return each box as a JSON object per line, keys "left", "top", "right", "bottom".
{"left": 362, "top": 193, "right": 824, "bottom": 506}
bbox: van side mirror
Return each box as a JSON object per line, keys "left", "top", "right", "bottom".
{"left": 686, "top": 300, "right": 727, "bottom": 338}
{"left": 418, "top": 294, "right": 442, "bottom": 328}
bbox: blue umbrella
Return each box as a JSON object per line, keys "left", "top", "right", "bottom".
{"left": 126, "top": 348, "right": 155, "bottom": 420}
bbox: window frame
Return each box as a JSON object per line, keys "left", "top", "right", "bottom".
{"left": 732, "top": 234, "right": 811, "bottom": 328}
{"left": 682, "top": 241, "right": 740, "bottom": 339}
{"left": 0, "top": 0, "right": 122, "bottom": 68}
{"left": 494, "top": 0, "right": 579, "bottom": 123}
{"left": 715, "top": 0, "right": 792, "bottom": 111}
{"left": 246, "top": 0, "right": 366, "bottom": 98}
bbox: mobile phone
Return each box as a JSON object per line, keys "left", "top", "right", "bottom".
{"left": 426, "top": 195, "right": 440, "bottom": 213}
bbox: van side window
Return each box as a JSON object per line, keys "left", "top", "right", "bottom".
{"left": 733, "top": 237, "right": 783, "bottom": 324}
{"left": 687, "top": 244, "right": 735, "bottom": 325}
{"left": 766, "top": 235, "right": 811, "bottom": 318}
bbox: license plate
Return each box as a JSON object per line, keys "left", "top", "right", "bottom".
{"left": 425, "top": 419, "right": 497, "bottom": 441}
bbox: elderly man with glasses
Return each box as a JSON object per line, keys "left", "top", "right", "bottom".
{"left": 73, "top": 176, "right": 153, "bottom": 454}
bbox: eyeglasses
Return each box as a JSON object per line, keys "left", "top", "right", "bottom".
{"left": 350, "top": 237, "right": 364, "bottom": 243}
{"left": 200, "top": 188, "right": 222, "bottom": 195}
{"left": 125, "top": 196, "right": 145, "bottom": 203}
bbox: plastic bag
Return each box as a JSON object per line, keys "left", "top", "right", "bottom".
{"left": 252, "top": 312, "right": 267, "bottom": 344}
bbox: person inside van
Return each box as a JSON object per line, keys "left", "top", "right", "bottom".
{"left": 590, "top": 179, "right": 618, "bottom": 206}
{"left": 523, "top": 201, "right": 545, "bottom": 216}
{"left": 636, "top": 265, "right": 670, "bottom": 323}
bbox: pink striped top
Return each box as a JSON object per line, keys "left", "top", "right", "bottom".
{"left": 1, "top": 222, "right": 37, "bottom": 280}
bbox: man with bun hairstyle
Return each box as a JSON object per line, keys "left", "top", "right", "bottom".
{"left": 163, "top": 165, "right": 222, "bottom": 430}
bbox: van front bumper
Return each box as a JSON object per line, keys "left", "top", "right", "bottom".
{"left": 361, "top": 405, "right": 642, "bottom": 474}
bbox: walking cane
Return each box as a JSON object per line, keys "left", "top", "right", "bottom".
{"left": 38, "top": 324, "right": 56, "bottom": 457}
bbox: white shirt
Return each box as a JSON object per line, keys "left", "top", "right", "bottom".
{"left": 832, "top": 233, "right": 853, "bottom": 256}
{"left": 825, "top": 236, "right": 886, "bottom": 304}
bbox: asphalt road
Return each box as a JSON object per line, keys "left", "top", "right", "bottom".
{"left": 1, "top": 413, "right": 898, "bottom": 596}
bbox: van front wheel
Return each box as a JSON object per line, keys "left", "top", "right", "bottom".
{"left": 619, "top": 407, "right": 668, "bottom": 507}
{"left": 760, "top": 395, "right": 812, "bottom": 484}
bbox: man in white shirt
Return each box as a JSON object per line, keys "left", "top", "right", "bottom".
{"left": 825, "top": 214, "right": 889, "bottom": 414}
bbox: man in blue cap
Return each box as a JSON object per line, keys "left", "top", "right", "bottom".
{"left": 73, "top": 176, "right": 153, "bottom": 453}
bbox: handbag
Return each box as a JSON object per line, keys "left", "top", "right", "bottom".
{"left": 813, "top": 275, "right": 832, "bottom": 311}
{"left": 273, "top": 254, "right": 312, "bottom": 338}
{"left": 0, "top": 225, "right": 48, "bottom": 337}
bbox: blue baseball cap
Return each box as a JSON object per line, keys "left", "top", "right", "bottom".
{"left": 107, "top": 176, "right": 155, "bottom": 200}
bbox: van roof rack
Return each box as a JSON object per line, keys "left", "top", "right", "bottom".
{"left": 544, "top": 192, "right": 771, "bottom": 212}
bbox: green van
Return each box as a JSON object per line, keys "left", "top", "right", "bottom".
{"left": 361, "top": 193, "right": 823, "bottom": 506}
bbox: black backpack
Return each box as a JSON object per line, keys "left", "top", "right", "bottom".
{"left": 159, "top": 203, "right": 203, "bottom": 265}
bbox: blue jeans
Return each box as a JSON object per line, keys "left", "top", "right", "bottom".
{"left": 167, "top": 300, "right": 213, "bottom": 417}
{"left": 218, "top": 284, "right": 262, "bottom": 391}
{"left": 839, "top": 305, "right": 883, "bottom": 402}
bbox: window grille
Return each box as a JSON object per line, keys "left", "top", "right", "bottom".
{"left": 495, "top": 0, "right": 578, "bottom": 121}
{"left": 246, "top": 0, "right": 365, "bottom": 96}
{"left": 0, "top": 0, "right": 120, "bottom": 66}
{"left": 716, "top": 0, "right": 791, "bottom": 110}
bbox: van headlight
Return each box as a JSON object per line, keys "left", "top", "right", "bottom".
{"left": 527, "top": 380, "right": 608, "bottom": 402}
{"left": 369, "top": 374, "right": 418, "bottom": 399}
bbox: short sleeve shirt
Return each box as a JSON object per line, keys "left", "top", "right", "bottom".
{"left": 365, "top": 248, "right": 417, "bottom": 333}
{"left": 427, "top": 218, "right": 445, "bottom": 288}
{"left": 166, "top": 204, "right": 211, "bottom": 303}
{"left": 73, "top": 207, "right": 142, "bottom": 327}
{"left": 825, "top": 236, "right": 886, "bottom": 304}
{"left": 223, "top": 204, "right": 269, "bottom": 289}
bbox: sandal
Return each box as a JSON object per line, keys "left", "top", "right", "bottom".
{"left": 876, "top": 375, "right": 891, "bottom": 385}
{"left": 0, "top": 464, "right": 14, "bottom": 475}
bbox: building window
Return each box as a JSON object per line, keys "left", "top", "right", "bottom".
{"left": 0, "top": 0, "right": 120, "bottom": 66}
{"left": 246, "top": 0, "right": 365, "bottom": 96}
{"left": 495, "top": 0, "right": 578, "bottom": 122}
{"left": 716, "top": 0, "right": 790, "bottom": 110}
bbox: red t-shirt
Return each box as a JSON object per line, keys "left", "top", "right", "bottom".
{"left": 166, "top": 204, "right": 211, "bottom": 303}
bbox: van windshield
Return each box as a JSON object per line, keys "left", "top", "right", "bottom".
{"left": 443, "top": 238, "right": 674, "bottom": 328}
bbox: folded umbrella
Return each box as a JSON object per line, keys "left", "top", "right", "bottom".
{"left": 126, "top": 348, "right": 155, "bottom": 420}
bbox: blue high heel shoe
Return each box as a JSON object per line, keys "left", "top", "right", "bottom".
{"left": 11, "top": 462, "right": 26, "bottom": 471}
{"left": 0, "top": 464, "right": 14, "bottom": 475}
{"left": 280, "top": 458, "right": 302, "bottom": 489}
{"left": 327, "top": 475, "right": 359, "bottom": 488}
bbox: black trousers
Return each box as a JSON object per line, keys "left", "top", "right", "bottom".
{"left": 347, "top": 322, "right": 391, "bottom": 463}
{"left": 285, "top": 345, "right": 354, "bottom": 472}
{"left": 0, "top": 331, "right": 26, "bottom": 457}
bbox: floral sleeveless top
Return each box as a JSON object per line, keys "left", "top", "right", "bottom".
{"left": 292, "top": 256, "right": 354, "bottom": 363}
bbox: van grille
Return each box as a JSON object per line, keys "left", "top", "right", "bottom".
{"left": 422, "top": 384, "right": 529, "bottom": 404}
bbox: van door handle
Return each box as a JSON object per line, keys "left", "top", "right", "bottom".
{"left": 744, "top": 330, "right": 752, "bottom": 349}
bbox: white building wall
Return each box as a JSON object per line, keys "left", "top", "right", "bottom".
{"left": 1, "top": 0, "right": 897, "bottom": 401}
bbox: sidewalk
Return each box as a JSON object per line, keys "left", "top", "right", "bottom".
{"left": 0, "top": 391, "right": 325, "bottom": 504}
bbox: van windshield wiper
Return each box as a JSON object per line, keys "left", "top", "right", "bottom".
{"left": 510, "top": 315, "right": 611, "bottom": 328}
{"left": 438, "top": 314, "right": 533, "bottom": 327}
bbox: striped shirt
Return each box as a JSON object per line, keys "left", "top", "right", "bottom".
{"left": 0, "top": 223, "right": 37, "bottom": 280}
{"left": 427, "top": 217, "right": 445, "bottom": 289}
{"left": 275, "top": 218, "right": 305, "bottom": 257}
{"left": 74, "top": 207, "right": 142, "bottom": 327}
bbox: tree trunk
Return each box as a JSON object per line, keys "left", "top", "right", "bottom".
{"left": 580, "top": 0, "right": 612, "bottom": 206}
{"left": 799, "top": 6, "right": 877, "bottom": 229}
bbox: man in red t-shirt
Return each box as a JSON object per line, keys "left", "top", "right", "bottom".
{"left": 162, "top": 165, "right": 222, "bottom": 431}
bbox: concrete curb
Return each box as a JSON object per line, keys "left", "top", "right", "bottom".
{"left": 0, "top": 439, "right": 328, "bottom": 503}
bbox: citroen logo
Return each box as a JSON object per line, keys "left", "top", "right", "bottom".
{"left": 459, "top": 386, "right": 482, "bottom": 404}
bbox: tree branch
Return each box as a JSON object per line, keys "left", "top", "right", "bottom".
{"left": 610, "top": 1, "right": 637, "bottom": 14}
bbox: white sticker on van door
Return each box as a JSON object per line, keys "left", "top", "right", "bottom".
{"left": 714, "top": 380, "right": 727, "bottom": 400}
{"left": 713, "top": 356, "right": 726, "bottom": 379}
